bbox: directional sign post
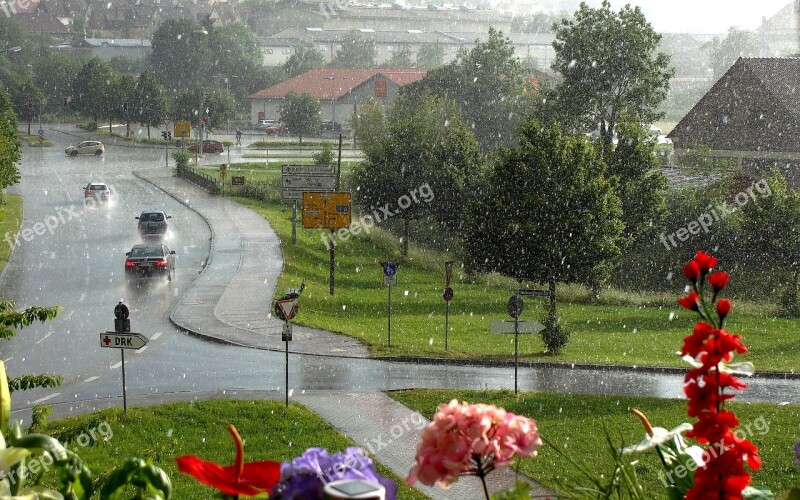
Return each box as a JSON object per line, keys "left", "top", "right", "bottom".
{"left": 382, "top": 262, "right": 398, "bottom": 347}
{"left": 274, "top": 283, "right": 303, "bottom": 408}
{"left": 443, "top": 261, "right": 454, "bottom": 352}
{"left": 104, "top": 302, "right": 149, "bottom": 412}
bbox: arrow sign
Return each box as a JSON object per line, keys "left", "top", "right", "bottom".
{"left": 101, "top": 332, "right": 148, "bottom": 349}
{"left": 490, "top": 321, "right": 545, "bottom": 334}
{"left": 277, "top": 298, "right": 299, "bottom": 321}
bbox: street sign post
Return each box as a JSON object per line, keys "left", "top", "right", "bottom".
{"left": 274, "top": 283, "right": 303, "bottom": 408}
{"left": 382, "top": 262, "right": 397, "bottom": 347}
{"left": 100, "top": 332, "right": 148, "bottom": 349}
{"left": 106, "top": 301, "right": 148, "bottom": 413}
{"left": 281, "top": 165, "right": 336, "bottom": 201}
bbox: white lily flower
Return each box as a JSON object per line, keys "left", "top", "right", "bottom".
{"left": 681, "top": 355, "right": 755, "bottom": 376}
{"left": 622, "top": 423, "right": 693, "bottom": 454}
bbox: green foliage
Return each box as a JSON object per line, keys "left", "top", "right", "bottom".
{"left": 71, "top": 58, "right": 116, "bottom": 124}
{"left": 28, "top": 405, "right": 51, "bottom": 433}
{"left": 100, "top": 457, "right": 172, "bottom": 500}
{"left": 0, "top": 301, "right": 61, "bottom": 339}
{"left": 0, "top": 90, "right": 21, "bottom": 204}
{"left": 31, "top": 54, "right": 82, "bottom": 115}
{"left": 331, "top": 31, "right": 377, "bottom": 67}
{"left": 173, "top": 85, "right": 236, "bottom": 131}
{"left": 172, "top": 150, "right": 190, "bottom": 170}
{"left": 385, "top": 44, "right": 413, "bottom": 67}
{"left": 406, "top": 28, "right": 529, "bottom": 150}
{"left": 705, "top": 27, "right": 760, "bottom": 79}
{"left": 415, "top": 42, "right": 445, "bottom": 69}
{"left": 549, "top": 0, "right": 673, "bottom": 154}
{"left": 491, "top": 481, "right": 532, "bottom": 499}
{"left": 8, "top": 374, "right": 64, "bottom": 393}
{"left": 313, "top": 141, "right": 335, "bottom": 165}
{"left": 283, "top": 46, "right": 325, "bottom": 78}
{"left": 280, "top": 91, "right": 321, "bottom": 143}
{"left": 540, "top": 315, "right": 570, "bottom": 354}
{"left": 149, "top": 19, "right": 209, "bottom": 91}
{"left": 134, "top": 69, "right": 168, "bottom": 131}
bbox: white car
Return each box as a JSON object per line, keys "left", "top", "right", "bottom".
{"left": 65, "top": 141, "right": 104, "bottom": 156}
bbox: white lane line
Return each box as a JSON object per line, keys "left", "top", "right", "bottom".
{"left": 64, "top": 310, "right": 74, "bottom": 321}
{"left": 31, "top": 393, "right": 61, "bottom": 404}
{"left": 110, "top": 362, "right": 122, "bottom": 369}
{"left": 3, "top": 357, "right": 12, "bottom": 363}
{"left": 136, "top": 346, "right": 148, "bottom": 353}
{"left": 83, "top": 376, "right": 99, "bottom": 383}
{"left": 150, "top": 332, "right": 163, "bottom": 341}
{"left": 35, "top": 332, "right": 52, "bottom": 344}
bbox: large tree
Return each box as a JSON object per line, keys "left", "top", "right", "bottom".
{"left": 149, "top": 19, "right": 211, "bottom": 92}
{"left": 71, "top": 58, "right": 116, "bottom": 126}
{"left": 550, "top": 0, "right": 673, "bottom": 155}
{"left": 352, "top": 92, "right": 482, "bottom": 255}
{"left": 279, "top": 92, "right": 321, "bottom": 144}
{"left": 405, "top": 28, "right": 530, "bottom": 150}
{"left": 134, "top": 69, "right": 168, "bottom": 138}
{"left": 174, "top": 85, "right": 236, "bottom": 133}
{"left": 463, "top": 120, "right": 624, "bottom": 349}
{"left": 284, "top": 46, "right": 325, "bottom": 78}
{"left": 0, "top": 90, "right": 21, "bottom": 205}
{"left": 705, "top": 27, "right": 759, "bottom": 79}
{"left": 415, "top": 42, "right": 445, "bottom": 69}
{"left": 208, "top": 20, "right": 263, "bottom": 103}
{"left": 331, "top": 31, "right": 377, "bottom": 68}
{"left": 31, "top": 54, "right": 82, "bottom": 115}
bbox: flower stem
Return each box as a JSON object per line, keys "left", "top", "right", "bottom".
{"left": 480, "top": 474, "right": 490, "bottom": 500}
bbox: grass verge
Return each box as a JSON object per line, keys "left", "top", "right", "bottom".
{"left": 0, "top": 194, "right": 22, "bottom": 274}
{"left": 228, "top": 195, "right": 800, "bottom": 373}
{"left": 40, "top": 399, "right": 425, "bottom": 498}
{"left": 388, "top": 389, "right": 800, "bottom": 498}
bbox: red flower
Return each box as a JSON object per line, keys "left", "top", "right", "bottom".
{"left": 176, "top": 424, "right": 281, "bottom": 497}
{"left": 678, "top": 291, "right": 700, "bottom": 311}
{"left": 684, "top": 261, "right": 701, "bottom": 282}
{"left": 681, "top": 322, "right": 714, "bottom": 357}
{"left": 717, "top": 298, "right": 731, "bottom": 318}
{"left": 694, "top": 251, "right": 717, "bottom": 273}
{"left": 709, "top": 272, "right": 730, "bottom": 291}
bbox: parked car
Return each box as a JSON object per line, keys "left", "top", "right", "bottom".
{"left": 125, "top": 243, "right": 176, "bottom": 281}
{"left": 65, "top": 141, "right": 104, "bottom": 156}
{"left": 187, "top": 140, "right": 224, "bottom": 154}
{"left": 264, "top": 123, "right": 289, "bottom": 135}
{"left": 83, "top": 182, "right": 112, "bottom": 203}
{"left": 136, "top": 210, "right": 171, "bottom": 238}
{"left": 319, "top": 120, "right": 342, "bottom": 134}
{"left": 257, "top": 119, "right": 276, "bottom": 130}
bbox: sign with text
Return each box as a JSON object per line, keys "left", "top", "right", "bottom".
{"left": 302, "top": 192, "right": 351, "bottom": 229}
{"left": 101, "top": 332, "right": 148, "bottom": 349}
{"left": 231, "top": 176, "right": 245, "bottom": 186}
{"left": 281, "top": 165, "right": 336, "bottom": 200}
{"left": 174, "top": 120, "right": 191, "bottom": 138}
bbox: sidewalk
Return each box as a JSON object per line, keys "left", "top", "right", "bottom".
{"left": 134, "top": 168, "right": 550, "bottom": 499}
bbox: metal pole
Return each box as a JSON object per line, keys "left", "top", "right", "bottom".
{"left": 285, "top": 327, "right": 289, "bottom": 408}
{"left": 329, "top": 229, "right": 335, "bottom": 295}
{"left": 445, "top": 300, "right": 449, "bottom": 352}
{"left": 388, "top": 284, "right": 392, "bottom": 347}
{"left": 514, "top": 289, "right": 519, "bottom": 395}
{"left": 121, "top": 349, "right": 127, "bottom": 413}
{"left": 292, "top": 200, "right": 297, "bottom": 244}
{"left": 336, "top": 134, "right": 343, "bottom": 190}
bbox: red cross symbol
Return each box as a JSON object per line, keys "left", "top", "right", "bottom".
{"left": 102, "top": 335, "right": 111, "bottom": 346}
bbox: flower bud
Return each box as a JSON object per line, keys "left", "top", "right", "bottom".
{"left": 717, "top": 298, "right": 731, "bottom": 318}
{"left": 708, "top": 272, "right": 729, "bottom": 292}
{"left": 678, "top": 291, "right": 700, "bottom": 311}
{"left": 683, "top": 261, "right": 701, "bottom": 283}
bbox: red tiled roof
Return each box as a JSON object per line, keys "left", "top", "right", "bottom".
{"left": 250, "top": 68, "right": 428, "bottom": 100}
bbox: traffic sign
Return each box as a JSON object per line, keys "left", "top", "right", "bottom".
{"left": 174, "top": 120, "right": 191, "bottom": 138}
{"left": 443, "top": 287, "right": 454, "bottom": 302}
{"left": 101, "top": 332, "right": 148, "bottom": 349}
{"left": 383, "top": 274, "right": 397, "bottom": 286}
{"left": 114, "top": 302, "right": 129, "bottom": 319}
{"left": 382, "top": 261, "right": 398, "bottom": 277}
{"left": 507, "top": 295, "right": 524, "bottom": 318}
{"left": 281, "top": 165, "right": 336, "bottom": 200}
{"left": 519, "top": 289, "right": 549, "bottom": 297}
{"left": 302, "top": 192, "right": 351, "bottom": 229}
{"left": 490, "top": 321, "right": 545, "bottom": 334}
{"left": 276, "top": 298, "right": 299, "bottom": 321}
{"left": 231, "top": 176, "right": 245, "bottom": 186}
{"left": 282, "top": 165, "right": 335, "bottom": 175}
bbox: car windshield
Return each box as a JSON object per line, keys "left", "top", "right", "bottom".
{"left": 129, "top": 246, "right": 163, "bottom": 258}
{"left": 141, "top": 213, "right": 164, "bottom": 221}
{"left": 90, "top": 185, "right": 106, "bottom": 190}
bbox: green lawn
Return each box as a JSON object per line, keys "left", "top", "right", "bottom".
{"left": 200, "top": 161, "right": 360, "bottom": 185}
{"left": 40, "top": 400, "right": 425, "bottom": 499}
{"left": 389, "top": 389, "right": 800, "bottom": 498}
{"left": 0, "top": 194, "right": 22, "bottom": 274}
{"left": 229, "top": 196, "right": 800, "bottom": 373}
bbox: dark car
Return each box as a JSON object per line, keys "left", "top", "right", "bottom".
{"left": 125, "top": 243, "right": 176, "bottom": 281}
{"left": 264, "top": 123, "right": 289, "bottom": 135}
{"left": 319, "top": 120, "right": 342, "bottom": 134}
{"left": 187, "top": 140, "right": 224, "bottom": 154}
{"left": 136, "top": 210, "right": 171, "bottom": 238}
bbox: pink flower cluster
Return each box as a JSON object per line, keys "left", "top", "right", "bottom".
{"left": 406, "top": 399, "right": 542, "bottom": 488}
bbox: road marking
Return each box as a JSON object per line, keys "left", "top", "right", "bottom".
{"left": 35, "top": 332, "right": 52, "bottom": 344}
{"left": 83, "top": 376, "right": 99, "bottom": 383}
{"left": 136, "top": 346, "right": 147, "bottom": 353}
{"left": 3, "top": 357, "right": 12, "bottom": 363}
{"left": 64, "top": 310, "right": 74, "bottom": 321}
{"left": 31, "top": 393, "right": 61, "bottom": 404}
{"left": 151, "top": 332, "right": 163, "bottom": 341}
{"left": 110, "top": 362, "right": 122, "bottom": 369}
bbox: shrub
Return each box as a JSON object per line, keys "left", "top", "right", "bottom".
{"left": 540, "top": 315, "right": 570, "bottom": 354}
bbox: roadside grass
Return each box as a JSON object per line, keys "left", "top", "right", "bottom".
{"left": 388, "top": 389, "right": 800, "bottom": 498}
{"left": 0, "top": 194, "right": 22, "bottom": 274}
{"left": 249, "top": 139, "right": 358, "bottom": 149}
{"left": 19, "top": 134, "right": 53, "bottom": 147}
{"left": 200, "top": 162, "right": 359, "bottom": 185}
{"left": 229, "top": 196, "right": 800, "bottom": 372}
{"left": 40, "top": 399, "right": 425, "bottom": 499}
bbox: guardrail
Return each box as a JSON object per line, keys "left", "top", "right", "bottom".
{"left": 176, "top": 163, "right": 220, "bottom": 194}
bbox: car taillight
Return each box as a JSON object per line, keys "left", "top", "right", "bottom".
{"left": 85, "top": 190, "right": 90, "bottom": 196}
{"left": 162, "top": 221, "right": 168, "bottom": 228}
{"left": 104, "top": 190, "right": 110, "bottom": 195}
{"left": 125, "top": 261, "right": 136, "bottom": 268}
{"left": 155, "top": 259, "right": 168, "bottom": 267}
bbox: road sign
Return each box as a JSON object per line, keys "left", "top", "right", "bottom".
{"left": 302, "top": 192, "right": 351, "bottom": 229}
{"left": 490, "top": 321, "right": 545, "bottom": 334}
{"left": 281, "top": 165, "right": 336, "bottom": 201}
{"left": 101, "top": 332, "right": 148, "bottom": 349}
{"left": 174, "top": 120, "right": 191, "bottom": 138}
{"left": 443, "top": 287, "right": 454, "bottom": 302}
{"left": 231, "top": 176, "right": 245, "bottom": 186}
{"left": 382, "top": 261, "right": 398, "bottom": 277}
{"left": 383, "top": 274, "right": 397, "bottom": 286}
{"left": 519, "top": 289, "right": 549, "bottom": 297}
{"left": 507, "top": 295, "right": 524, "bottom": 318}
{"left": 282, "top": 165, "right": 335, "bottom": 175}
{"left": 276, "top": 298, "right": 299, "bottom": 321}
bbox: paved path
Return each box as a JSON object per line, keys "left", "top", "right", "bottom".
{"left": 131, "top": 168, "right": 549, "bottom": 498}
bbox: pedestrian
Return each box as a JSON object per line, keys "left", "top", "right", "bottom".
{"left": 235, "top": 129, "right": 242, "bottom": 146}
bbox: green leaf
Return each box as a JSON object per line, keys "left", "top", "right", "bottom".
{"left": 742, "top": 485, "right": 774, "bottom": 499}
{"left": 10, "top": 433, "right": 69, "bottom": 463}
{"left": 491, "top": 481, "right": 532, "bottom": 500}
{"left": 100, "top": 458, "right": 171, "bottom": 500}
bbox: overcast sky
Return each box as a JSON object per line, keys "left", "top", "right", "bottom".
{"left": 600, "top": 0, "right": 792, "bottom": 34}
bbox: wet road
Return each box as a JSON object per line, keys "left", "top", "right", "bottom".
{"left": 2, "top": 128, "right": 798, "bottom": 415}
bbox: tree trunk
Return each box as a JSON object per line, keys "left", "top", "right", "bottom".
{"left": 402, "top": 218, "right": 409, "bottom": 257}
{"left": 548, "top": 280, "right": 557, "bottom": 324}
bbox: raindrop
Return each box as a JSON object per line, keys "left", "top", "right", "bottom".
{"left": 404, "top": 290, "right": 409, "bottom": 296}
{"left": 342, "top": 305, "right": 346, "bottom": 310}
{"left": 668, "top": 312, "right": 675, "bottom": 321}
{"left": 632, "top": 328, "right": 638, "bottom": 334}
{"left": 428, "top": 338, "right": 433, "bottom": 345}
{"left": 166, "top": 429, "right": 173, "bottom": 438}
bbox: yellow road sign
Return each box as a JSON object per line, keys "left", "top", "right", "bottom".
{"left": 174, "top": 120, "right": 191, "bottom": 138}
{"left": 302, "top": 192, "right": 351, "bottom": 229}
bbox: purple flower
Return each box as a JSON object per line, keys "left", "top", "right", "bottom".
{"left": 271, "top": 447, "right": 397, "bottom": 500}
{"left": 794, "top": 437, "right": 800, "bottom": 466}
